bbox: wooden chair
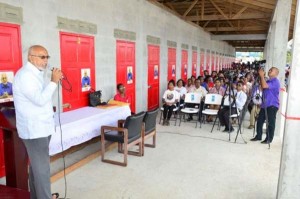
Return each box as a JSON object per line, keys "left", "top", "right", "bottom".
{"left": 142, "top": 108, "right": 159, "bottom": 156}
{"left": 101, "top": 112, "right": 146, "bottom": 166}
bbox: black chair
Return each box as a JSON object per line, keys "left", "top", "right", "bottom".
{"left": 101, "top": 112, "right": 146, "bottom": 166}
{"left": 142, "top": 108, "right": 159, "bottom": 155}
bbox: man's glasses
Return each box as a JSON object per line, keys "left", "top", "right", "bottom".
{"left": 30, "top": 55, "right": 50, "bottom": 59}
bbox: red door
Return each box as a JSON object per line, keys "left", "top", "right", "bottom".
{"left": 216, "top": 54, "right": 220, "bottom": 72}
{"left": 200, "top": 51, "right": 205, "bottom": 76}
{"left": 211, "top": 52, "right": 215, "bottom": 72}
{"left": 147, "top": 45, "right": 160, "bottom": 110}
{"left": 206, "top": 52, "right": 210, "bottom": 73}
{"left": 116, "top": 40, "right": 136, "bottom": 113}
{"left": 168, "top": 48, "right": 176, "bottom": 82}
{"left": 192, "top": 51, "right": 197, "bottom": 77}
{"left": 219, "top": 55, "right": 223, "bottom": 70}
{"left": 0, "top": 22, "right": 22, "bottom": 177}
{"left": 181, "top": 50, "right": 188, "bottom": 81}
{"left": 60, "top": 32, "right": 95, "bottom": 111}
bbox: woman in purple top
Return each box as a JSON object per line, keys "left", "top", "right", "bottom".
{"left": 251, "top": 67, "right": 280, "bottom": 144}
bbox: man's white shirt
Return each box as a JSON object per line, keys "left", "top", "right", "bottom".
{"left": 13, "top": 62, "right": 57, "bottom": 139}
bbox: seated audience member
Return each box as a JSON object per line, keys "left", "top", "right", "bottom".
{"left": 186, "top": 78, "right": 195, "bottom": 93}
{"left": 199, "top": 76, "right": 208, "bottom": 91}
{"left": 218, "top": 81, "right": 247, "bottom": 132}
{"left": 218, "top": 72, "right": 225, "bottom": 79}
{"left": 186, "top": 79, "right": 207, "bottom": 121}
{"left": 211, "top": 71, "right": 217, "bottom": 79}
{"left": 248, "top": 85, "right": 262, "bottom": 129}
{"left": 207, "top": 76, "right": 214, "bottom": 89}
{"left": 220, "top": 78, "right": 226, "bottom": 89}
{"left": 174, "top": 79, "right": 187, "bottom": 105}
{"left": 203, "top": 70, "right": 209, "bottom": 78}
{"left": 209, "top": 78, "right": 225, "bottom": 96}
{"left": 114, "top": 83, "right": 131, "bottom": 103}
{"left": 191, "top": 75, "right": 196, "bottom": 86}
{"left": 207, "top": 78, "right": 225, "bottom": 122}
{"left": 162, "top": 81, "right": 179, "bottom": 126}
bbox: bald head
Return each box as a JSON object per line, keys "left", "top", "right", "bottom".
{"left": 268, "top": 67, "right": 279, "bottom": 78}
{"left": 27, "top": 45, "right": 49, "bottom": 71}
{"left": 28, "top": 45, "right": 47, "bottom": 60}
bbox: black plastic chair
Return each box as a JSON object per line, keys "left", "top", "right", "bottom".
{"left": 142, "top": 108, "right": 159, "bottom": 155}
{"left": 101, "top": 111, "right": 146, "bottom": 166}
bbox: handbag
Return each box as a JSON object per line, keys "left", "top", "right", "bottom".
{"left": 89, "top": 89, "right": 102, "bottom": 107}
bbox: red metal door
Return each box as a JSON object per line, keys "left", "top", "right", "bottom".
{"left": 168, "top": 48, "right": 176, "bottom": 82}
{"left": 192, "top": 51, "right": 197, "bottom": 77}
{"left": 116, "top": 40, "right": 136, "bottom": 113}
{"left": 60, "top": 32, "right": 95, "bottom": 111}
{"left": 206, "top": 52, "right": 210, "bottom": 73}
{"left": 0, "top": 22, "right": 22, "bottom": 177}
{"left": 211, "top": 52, "right": 215, "bottom": 72}
{"left": 200, "top": 51, "right": 205, "bottom": 76}
{"left": 215, "top": 54, "right": 219, "bottom": 72}
{"left": 181, "top": 50, "right": 188, "bottom": 81}
{"left": 147, "top": 45, "right": 160, "bottom": 110}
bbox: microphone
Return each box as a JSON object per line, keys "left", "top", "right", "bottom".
{"left": 48, "top": 65, "right": 65, "bottom": 79}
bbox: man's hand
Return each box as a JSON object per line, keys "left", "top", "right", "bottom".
{"left": 258, "top": 68, "right": 265, "bottom": 78}
{"left": 51, "top": 68, "right": 63, "bottom": 84}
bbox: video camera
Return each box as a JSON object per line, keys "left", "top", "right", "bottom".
{"left": 224, "top": 70, "right": 236, "bottom": 81}
{"left": 251, "top": 60, "right": 266, "bottom": 70}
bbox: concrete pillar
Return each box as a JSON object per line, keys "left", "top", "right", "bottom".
{"left": 277, "top": 0, "right": 300, "bottom": 197}
{"left": 266, "top": 0, "right": 293, "bottom": 137}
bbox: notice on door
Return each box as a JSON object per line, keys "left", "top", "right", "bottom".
{"left": 127, "top": 66, "right": 133, "bottom": 84}
{"left": 0, "top": 71, "right": 14, "bottom": 103}
{"left": 81, "top": 68, "right": 91, "bottom": 92}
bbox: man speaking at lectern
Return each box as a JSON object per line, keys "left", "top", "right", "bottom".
{"left": 13, "top": 45, "right": 62, "bottom": 199}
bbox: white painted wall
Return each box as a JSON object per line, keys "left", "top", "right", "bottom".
{"left": 1, "top": 0, "right": 235, "bottom": 112}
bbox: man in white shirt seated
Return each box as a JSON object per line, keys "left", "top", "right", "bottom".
{"left": 186, "top": 79, "right": 207, "bottom": 121}
{"left": 218, "top": 81, "right": 247, "bottom": 132}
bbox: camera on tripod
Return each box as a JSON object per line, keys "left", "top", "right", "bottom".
{"left": 224, "top": 70, "right": 236, "bottom": 81}
{"left": 251, "top": 60, "right": 266, "bottom": 70}
{"left": 255, "top": 94, "right": 260, "bottom": 100}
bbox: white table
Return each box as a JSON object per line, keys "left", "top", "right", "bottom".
{"left": 49, "top": 106, "right": 131, "bottom": 156}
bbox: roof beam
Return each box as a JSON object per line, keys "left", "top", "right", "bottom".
{"left": 232, "top": 6, "right": 248, "bottom": 19}
{"left": 201, "top": 0, "right": 204, "bottom": 20}
{"left": 205, "top": 26, "right": 267, "bottom": 32}
{"left": 186, "top": 13, "right": 271, "bottom": 21}
{"left": 183, "top": 0, "right": 199, "bottom": 17}
{"left": 211, "top": 34, "right": 267, "bottom": 40}
{"left": 235, "top": 47, "right": 264, "bottom": 52}
{"left": 208, "top": 0, "right": 228, "bottom": 19}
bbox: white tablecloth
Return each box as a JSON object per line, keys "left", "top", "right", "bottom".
{"left": 49, "top": 106, "right": 131, "bottom": 156}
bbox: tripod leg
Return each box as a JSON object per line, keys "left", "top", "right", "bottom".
{"left": 210, "top": 115, "right": 218, "bottom": 133}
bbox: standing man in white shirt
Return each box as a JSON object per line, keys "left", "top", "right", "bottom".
{"left": 218, "top": 81, "right": 247, "bottom": 132}
{"left": 13, "top": 45, "right": 62, "bottom": 199}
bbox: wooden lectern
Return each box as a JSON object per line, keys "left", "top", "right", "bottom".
{"left": 0, "top": 102, "right": 28, "bottom": 191}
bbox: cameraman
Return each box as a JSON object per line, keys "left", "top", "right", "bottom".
{"left": 251, "top": 67, "right": 280, "bottom": 144}
{"left": 248, "top": 85, "right": 262, "bottom": 129}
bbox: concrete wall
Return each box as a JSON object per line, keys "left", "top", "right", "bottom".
{"left": 1, "top": 0, "right": 235, "bottom": 112}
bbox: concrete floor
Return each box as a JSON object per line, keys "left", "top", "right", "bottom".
{"left": 49, "top": 115, "right": 282, "bottom": 199}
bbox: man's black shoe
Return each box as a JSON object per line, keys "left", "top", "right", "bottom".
{"left": 250, "top": 137, "right": 262, "bottom": 141}
{"left": 229, "top": 128, "right": 235, "bottom": 133}
{"left": 222, "top": 128, "right": 229, "bottom": 132}
{"left": 261, "top": 140, "right": 270, "bottom": 144}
